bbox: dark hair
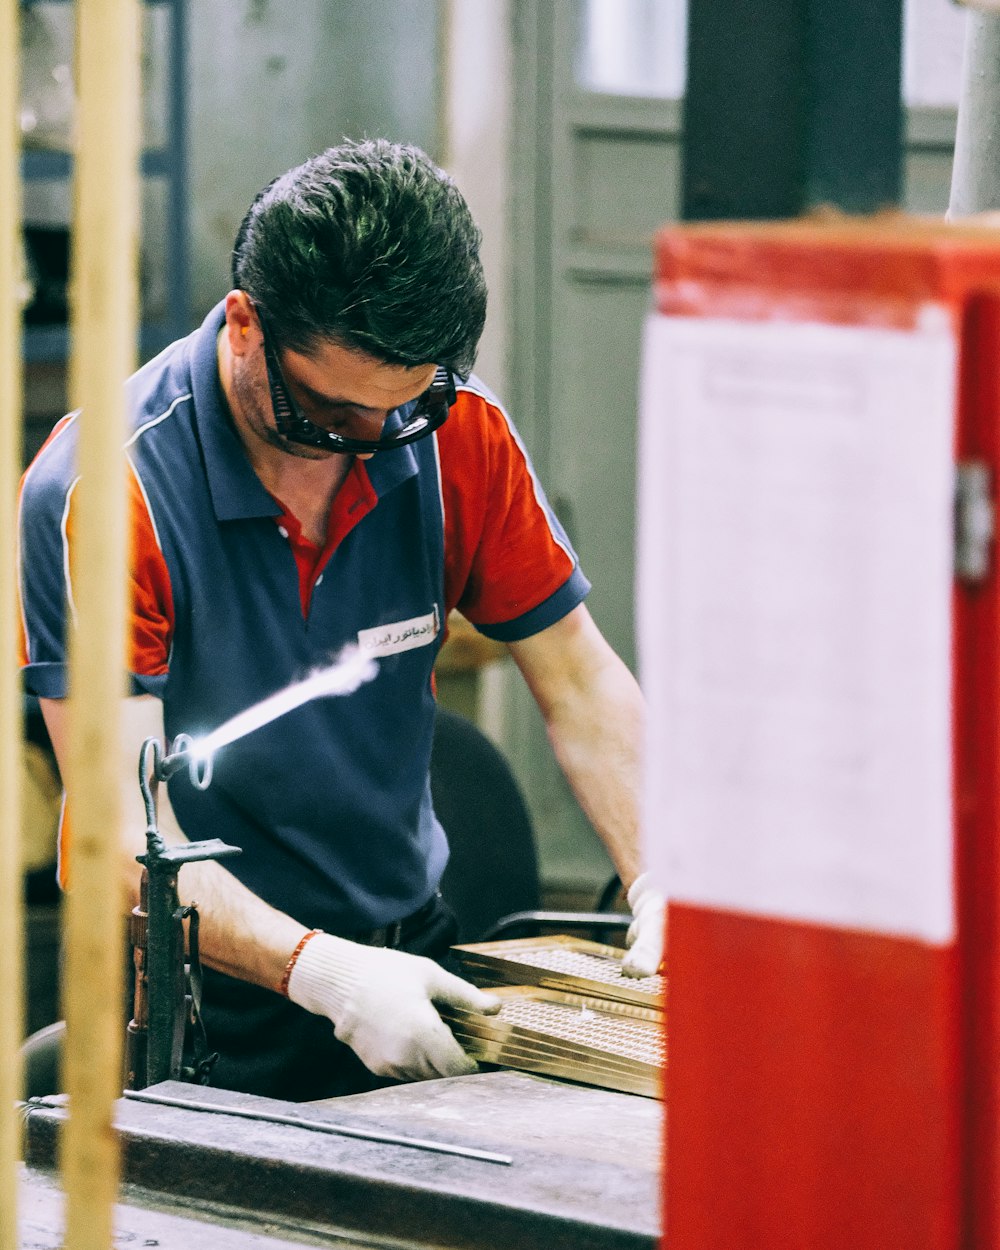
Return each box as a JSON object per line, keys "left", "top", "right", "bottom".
{"left": 231, "top": 139, "right": 486, "bottom": 377}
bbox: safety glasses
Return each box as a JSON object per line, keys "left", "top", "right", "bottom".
{"left": 256, "top": 307, "right": 456, "bottom": 454}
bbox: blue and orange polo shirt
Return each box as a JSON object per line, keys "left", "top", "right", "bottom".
{"left": 17, "top": 302, "right": 589, "bottom": 933}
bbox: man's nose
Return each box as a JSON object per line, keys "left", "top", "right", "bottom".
{"left": 354, "top": 409, "right": 389, "bottom": 441}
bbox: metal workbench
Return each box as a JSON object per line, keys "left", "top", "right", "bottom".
{"left": 20, "top": 1070, "right": 661, "bottom": 1249}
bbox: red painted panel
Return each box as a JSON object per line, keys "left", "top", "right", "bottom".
{"left": 953, "top": 292, "right": 1000, "bottom": 1250}
{"left": 648, "top": 221, "right": 1000, "bottom": 1249}
{"left": 665, "top": 906, "right": 961, "bottom": 1250}
{"left": 645, "top": 217, "right": 1000, "bottom": 1250}
{"left": 654, "top": 216, "right": 1000, "bottom": 328}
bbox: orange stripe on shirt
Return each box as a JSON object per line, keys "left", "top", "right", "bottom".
{"left": 126, "top": 462, "right": 174, "bottom": 677}
{"left": 53, "top": 466, "right": 173, "bottom": 888}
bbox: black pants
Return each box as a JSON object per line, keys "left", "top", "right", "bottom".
{"left": 196, "top": 893, "right": 460, "bottom": 1102}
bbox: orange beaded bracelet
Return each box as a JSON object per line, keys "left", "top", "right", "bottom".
{"left": 279, "top": 928, "right": 323, "bottom": 997}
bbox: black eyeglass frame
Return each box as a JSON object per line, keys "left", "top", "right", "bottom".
{"left": 254, "top": 306, "right": 457, "bottom": 454}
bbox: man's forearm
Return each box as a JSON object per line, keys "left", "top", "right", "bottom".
{"left": 123, "top": 760, "right": 307, "bottom": 990}
{"left": 118, "top": 714, "right": 309, "bottom": 989}
{"left": 543, "top": 649, "right": 644, "bottom": 888}
{"left": 160, "top": 848, "right": 307, "bottom": 991}
{"left": 508, "top": 605, "right": 646, "bottom": 889}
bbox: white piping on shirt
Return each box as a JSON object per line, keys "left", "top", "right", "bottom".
{"left": 431, "top": 428, "right": 446, "bottom": 533}
{"left": 456, "top": 378, "right": 576, "bottom": 568}
{"left": 123, "top": 391, "right": 192, "bottom": 448}
{"left": 123, "top": 391, "right": 193, "bottom": 554}
{"left": 60, "top": 476, "right": 81, "bottom": 628}
{"left": 125, "top": 454, "right": 164, "bottom": 553}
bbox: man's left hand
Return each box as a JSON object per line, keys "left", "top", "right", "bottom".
{"left": 621, "top": 872, "right": 666, "bottom": 978}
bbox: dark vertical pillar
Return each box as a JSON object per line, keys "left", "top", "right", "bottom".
{"left": 682, "top": 0, "right": 904, "bottom": 220}
{"left": 167, "top": 0, "right": 190, "bottom": 339}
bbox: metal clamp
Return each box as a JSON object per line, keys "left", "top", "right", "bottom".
{"left": 955, "top": 460, "right": 995, "bottom": 584}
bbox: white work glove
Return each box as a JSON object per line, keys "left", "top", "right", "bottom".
{"left": 286, "top": 933, "right": 500, "bottom": 1081}
{"left": 621, "top": 872, "right": 666, "bottom": 979}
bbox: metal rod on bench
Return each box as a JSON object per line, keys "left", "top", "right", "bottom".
{"left": 0, "top": 2, "right": 24, "bottom": 1246}
{"left": 62, "top": 3, "right": 142, "bottom": 1248}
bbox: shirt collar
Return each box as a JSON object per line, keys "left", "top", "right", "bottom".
{"left": 190, "top": 300, "right": 419, "bottom": 521}
{"left": 363, "top": 435, "right": 420, "bottom": 497}
{"left": 190, "top": 301, "right": 279, "bottom": 521}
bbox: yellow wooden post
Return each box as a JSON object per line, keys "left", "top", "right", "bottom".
{"left": 0, "top": 0, "right": 24, "bottom": 1246}
{"left": 62, "top": 1, "right": 141, "bottom": 1246}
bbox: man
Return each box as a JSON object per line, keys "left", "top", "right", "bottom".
{"left": 18, "top": 139, "right": 661, "bottom": 1101}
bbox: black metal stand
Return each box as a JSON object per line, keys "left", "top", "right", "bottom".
{"left": 126, "top": 736, "right": 240, "bottom": 1090}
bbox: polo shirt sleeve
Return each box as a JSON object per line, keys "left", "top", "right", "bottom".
{"left": 18, "top": 424, "right": 175, "bottom": 699}
{"left": 17, "top": 420, "right": 77, "bottom": 699}
{"left": 438, "top": 383, "right": 590, "bottom": 642}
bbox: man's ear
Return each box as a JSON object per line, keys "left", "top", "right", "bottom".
{"left": 223, "top": 290, "right": 257, "bottom": 356}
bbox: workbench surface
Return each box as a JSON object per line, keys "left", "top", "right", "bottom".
{"left": 21, "top": 1070, "right": 662, "bottom": 1249}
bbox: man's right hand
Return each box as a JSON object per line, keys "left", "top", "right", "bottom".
{"left": 285, "top": 932, "right": 500, "bottom": 1080}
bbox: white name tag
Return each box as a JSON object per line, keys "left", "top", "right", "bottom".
{"left": 357, "top": 608, "right": 440, "bottom": 658}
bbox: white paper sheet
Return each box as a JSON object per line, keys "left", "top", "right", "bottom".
{"left": 638, "top": 311, "right": 959, "bottom": 943}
